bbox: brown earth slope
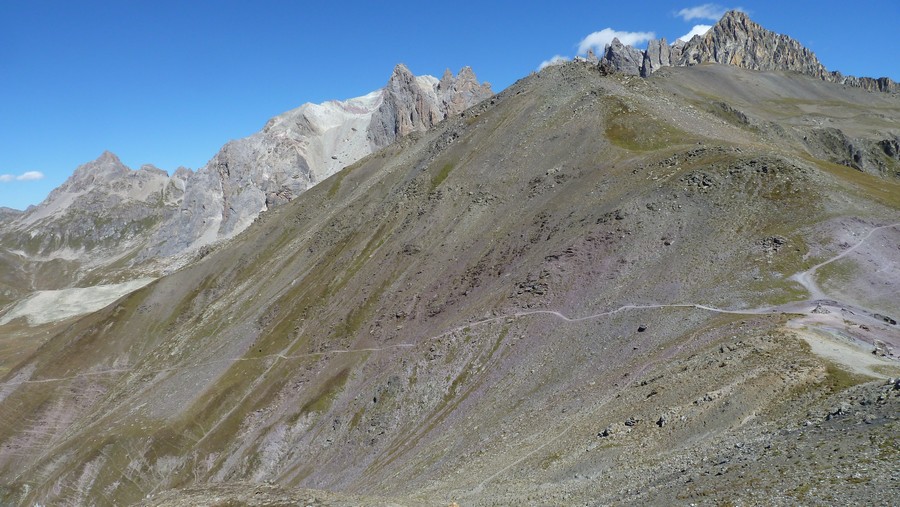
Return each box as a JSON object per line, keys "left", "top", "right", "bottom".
{"left": 0, "top": 62, "right": 899, "bottom": 506}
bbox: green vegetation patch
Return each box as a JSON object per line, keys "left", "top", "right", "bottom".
{"left": 604, "top": 100, "right": 691, "bottom": 151}
{"left": 823, "top": 362, "right": 870, "bottom": 393}
{"left": 327, "top": 160, "right": 361, "bottom": 198}
{"left": 430, "top": 162, "right": 455, "bottom": 191}
{"left": 300, "top": 367, "right": 350, "bottom": 414}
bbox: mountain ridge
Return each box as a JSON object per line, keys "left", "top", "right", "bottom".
{"left": 0, "top": 65, "right": 492, "bottom": 287}
{"left": 598, "top": 10, "right": 898, "bottom": 93}
{"left": 0, "top": 13, "right": 899, "bottom": 505}
{"left": 1, "top": 56, "right": 898, "bottom": 506}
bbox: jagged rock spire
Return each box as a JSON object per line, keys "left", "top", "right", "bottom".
{"left": 678, "top": 10, "right": 828, "bottom": 78}
{"left": 594, "top": 10, "right": 896, "bottom": 93}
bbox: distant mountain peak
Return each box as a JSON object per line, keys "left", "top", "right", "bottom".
{"left": 391, "top": 63, "right": 414, "bottom": 77}
{"left": 679, "top": 8, "right": 827, "bottom": 78}
{"left": 594, "top": 10, "right": 896, "bottom": 93}
{"left": 720, "top": 8, "right": 749, "bottom": 22}
{"left": 70, "top": 150, "right": 128, "bottom": 180}
{"left": 96, "top": 150, "right": 121, "bottom": 163}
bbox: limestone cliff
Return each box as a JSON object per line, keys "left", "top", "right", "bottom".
{"left": 145, "top": 65, "right": 492, "bottom": 259}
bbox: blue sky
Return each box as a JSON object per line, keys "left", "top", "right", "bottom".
{"left": 2, "top": 0, "right": 898, "bottom": 210}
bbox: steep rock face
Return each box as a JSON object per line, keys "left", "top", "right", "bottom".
{"left": 599, "top": 38, "right": 645, "bottom": 76}
{"left": 146, "top": 65, "right": 492, "bottom": 259}
{"left": 367, "top": 64, "right": 492, "bottom": 148}
{"left": 440, "top": 66, "right": 494, "bottom": 117}
{"left": 677, "top": 11, "right": 829, "bottom": 78}
{"left": 594, "top": 10, "right": 897, "bottom": 93}
{"left": 641, "top": 37, "right": 673, "bottom": 77}
{"left": 803, "top": 128, "right": 900, "bottom": 176}
{"left": 0, "top": 152, "right": 185, "bottom": 262}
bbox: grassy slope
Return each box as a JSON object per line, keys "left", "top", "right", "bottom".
{"left": 0, "top": 63, "right": 898, "bottom": 505}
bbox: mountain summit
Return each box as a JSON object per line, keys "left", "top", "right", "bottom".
{"left": 600, "top": 10, "right": 897, "bottom": 93}
{"left": 679, "top": 10, "right": 828, "bottom": 77}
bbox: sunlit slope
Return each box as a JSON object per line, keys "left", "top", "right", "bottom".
{"left": 1, "top": 62, "right": 899, "bottom": 506}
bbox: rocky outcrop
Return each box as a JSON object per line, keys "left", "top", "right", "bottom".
{"left": 594, "top": 10, "right": 897, "bottom": 94}
{"left": 802, "top": 128, "right": 900, "bottom": 176}
{"left": 830, "top": 73, "right": 897, "bottom": 93}
{"left": 144, "top": 65, "right": 492, "bottom": 259}
{"left": 367, "top": 64, "right": 492, "bottom": 148}
{"left": 641, "top": 38, "right": 674, "bottom": 77}
{"left": 677, "top": 11, "right": 829, "bottom": 78}
{"left": 599, "top": 38, "right": 644, "bottom": 76}
{"left": 0, "top": 151, "right": 185, "bottom": 260}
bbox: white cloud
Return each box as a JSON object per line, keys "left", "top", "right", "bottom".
{"left": 578, "top": 28, "right": 656, "bottom": 55}
{"left": 17, "top": 171, "right": 44, "bottom": 181}
{"left": 677, "top": 4, "right": 727, "bottom": 21}
{"left": 677, "top": 24, "right": 713, "bottom": 42}
{"left": 0, "top": 171, "right": 45, "bottom": 182}
{"left": 538, "top": 55, "right": 569, "bottom": 71}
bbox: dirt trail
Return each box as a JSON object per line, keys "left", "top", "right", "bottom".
{"left": 6, "top": 219, "right": 897, "bottom": 388}
{"left": 789, "top": 222, "right": 900, "bottom": 301}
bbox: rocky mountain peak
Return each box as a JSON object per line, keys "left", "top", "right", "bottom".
{"left": 594, "top": 10, "right": 896, "bottom": 93}
{"left": 389, "top": 63, "right": 414, "bottom": 81}
{"left": 72, "top": 150, "right": 127, "bottom": 177}
{"left": 457, "top": 65, "right": 477, "bottom": 82}
{"left": 62, "top": 151, "right": 131, "bottom": 194}
{"left": 367, "top": 65, "right": 492, "bottom": 148}
{"left": 143, "top": 64, "right": 492, "bottom": 260}
{"left": 2, "top": 148, "right": 182, "bottom": 258}
{"left": 679, "top": 9, "right": 828, "bottom": 78}
{"left": 599, "top": 38, "right": 645, "bottom": 76}
{"left": 718, "top": 8, "right": 750, "bottom": 25}
{"left": 439, "top": 68, "right": 455, "bottom": 90}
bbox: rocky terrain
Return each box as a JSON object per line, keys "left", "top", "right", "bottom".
{"left": 0, "top": 11, "right": 899, "bottom": 507}
{"left": 0, "top": 66, "right": 491, "bottom": 308}
{"left": 600, "top": 10, "right": 898, "bottom": 94}
{"left": 0, "top": 152, "right": 186, "bottom": 308}
{"left": 143, "top": 64, "right": 491, "bottom": 260}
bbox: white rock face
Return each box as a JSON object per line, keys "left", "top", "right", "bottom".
{"left": 0, "top": 65, "right": 493, "bottom": 272}
{"left": 143, "top": 64, "right": 492, "bottom": 259}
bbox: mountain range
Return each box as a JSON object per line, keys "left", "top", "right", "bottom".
{"left": 0, "top": 65, "right": 491, "bottom": 303}
{"left": 596, "top": 11, "right": 898, "bottom": 93}
{"left": 0, "top": 10, "right": 898, "bottom": 506}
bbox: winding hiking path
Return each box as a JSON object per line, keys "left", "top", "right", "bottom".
{"left": 2, "top": 223, "right": 897, "bottom": 389}
{"left": 789, "top": 222, "right": 900, "bottom": 300}
{"left": 1, "top": 217, "right": 898, "bottom": 499}
{"left": 466, "top": 221, "right": 900, "bottom": 495}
